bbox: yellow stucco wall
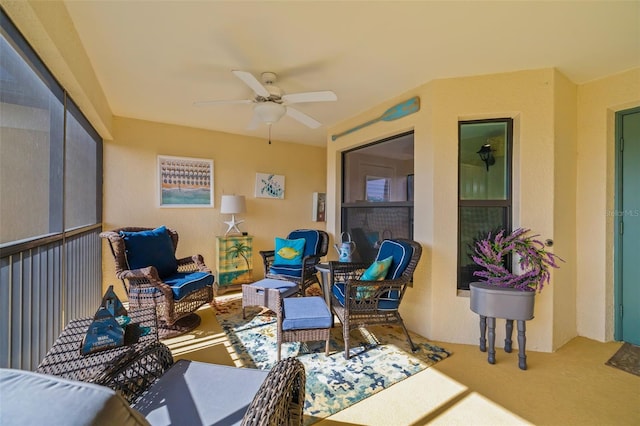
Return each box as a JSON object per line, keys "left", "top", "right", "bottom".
{"left": 576, "top": 68, "right": 640, "bottom": 342}
{"left": 102, "top": 116, "right": 327, "bottom": 300}
{"left": 327, "top": 67, "right": 638, "bottom": 351}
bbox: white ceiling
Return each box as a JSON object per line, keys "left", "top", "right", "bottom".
{"left": 63, "top": 1, "right": 640, "bottom": 147}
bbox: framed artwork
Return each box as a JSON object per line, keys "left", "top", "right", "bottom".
{"left": 158, "top": 155, "right": 214, "bottom": 207}
{"left": 312, "top": 192, "right": 326, "bottom": 222}
{"left": 255, "top": 173, "right": 285, "bottom": 199}
{"left": 365, "top": 175, "right": 390, "bottom": 202}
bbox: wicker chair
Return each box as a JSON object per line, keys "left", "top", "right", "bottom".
{"left": 329, "top": 238, "right": 422, "bottom": 359}
{"left": 260, "top": 229, "right": 329, "bottom": 296}
{"left": 100, "top": 226, "right": 214, "bottom": 338}
{"left": 242, "top": 357, "right": 306, "bottom": 426}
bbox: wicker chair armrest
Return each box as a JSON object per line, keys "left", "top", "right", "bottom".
{"left": 328, "top": 261, "right": 368, "bottom": 286}
{"left": 91, "top": 342, "right": 174, "bottom": 404}
{"left": 176, "top": 255, "right": 211, "bottom": 273}
{"left": 260, "top": 250, "right": 276, "bottom": 274}
{"left": 342, "top": 276, "right": 407, "bottom": 312}
{"left": 118, "top": 266, "right": 173, "bottom": 296}
{"left": 242, "top": 357, "right": 306, "bottom": 426}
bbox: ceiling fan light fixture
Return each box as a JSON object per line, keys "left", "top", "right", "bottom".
{"left": 254, "top": 101, "right": 286, "bottom": 124}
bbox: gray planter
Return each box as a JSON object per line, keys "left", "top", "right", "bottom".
{"left": 469, "top": 282, "right": 536, "bottom": 370}
{"left": 469, "top": 281, "right": 535, "bottom": 320}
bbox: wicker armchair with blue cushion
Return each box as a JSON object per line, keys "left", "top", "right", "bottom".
{"left": 100, "top": 226, "right": 214, "bottom": 338}
{"left": 329, "top": 238, "right": 422, "bottom": 359}
{"left": 260, "top": 229, "right": 329, "bottom": 296}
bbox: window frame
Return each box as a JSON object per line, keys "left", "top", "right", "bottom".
{"left": 457, "top": 118, "right": 513, "bottom": 291}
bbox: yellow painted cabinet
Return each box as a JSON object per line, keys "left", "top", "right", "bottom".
{"left": 215, "top": 236, "right": 253, "bottom": 294}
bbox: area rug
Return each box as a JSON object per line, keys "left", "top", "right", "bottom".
{"left": 605, "top": 342, "right": 640, "bottom": 376}
{"left": 215, "top": 296, "right": 451, "bottom": 425}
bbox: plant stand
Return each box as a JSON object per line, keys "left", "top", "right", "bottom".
{"left": 470, "top": 282, "right": 535, "bottom": 370}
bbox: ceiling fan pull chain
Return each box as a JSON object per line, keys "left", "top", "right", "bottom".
{"left": 268, "top": 124, "right": 272, "bottom": 145}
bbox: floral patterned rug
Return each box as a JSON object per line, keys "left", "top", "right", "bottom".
{"left": 215, "top": 296, "right": 451, "bottom": 425}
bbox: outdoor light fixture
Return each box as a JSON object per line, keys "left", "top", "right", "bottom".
{"left": 477, "top": 144, "right": 496, "bottom": 171}
{"left": 220, "top": 195, "right": 247, "bottom": 236}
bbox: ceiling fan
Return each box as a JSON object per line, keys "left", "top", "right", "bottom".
{"left": 194, "top": 70, "right": 337, "bottom": 130}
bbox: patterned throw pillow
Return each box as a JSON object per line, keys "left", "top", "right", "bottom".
{"left": 360, "top": 256, "right": 393, "bottom": 281}
{"left": 357, "top": 256, "right": 393, "bottom": 299}
{"left": 274, "top": 237, "right": 306, "bottom": 265}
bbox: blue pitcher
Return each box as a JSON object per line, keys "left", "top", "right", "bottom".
{"left": 334, "top": 232, "right": 356, "bottom": 262}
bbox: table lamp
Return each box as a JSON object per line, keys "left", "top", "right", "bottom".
{"left": 220, "top": 195, "right": 246, "bottom": 236}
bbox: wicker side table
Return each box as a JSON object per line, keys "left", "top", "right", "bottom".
{"left": 36, "top": 307, "right": 173, "bottom": 403}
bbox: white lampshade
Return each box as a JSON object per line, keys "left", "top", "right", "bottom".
{"left": 220, "top": 195, "right": 246, "bottom": 214}
{"left": 254, "top": 102, "right": 286, "bottom": 124}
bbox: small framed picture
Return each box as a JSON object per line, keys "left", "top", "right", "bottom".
{"left": 312, "top": 192, "right": 326, "bottom": 222}
{"left": 158, "top": 155, "right": 214, "bottom": 207}
{"left": 255, "top": 173, "right": 285, "bottom": 199}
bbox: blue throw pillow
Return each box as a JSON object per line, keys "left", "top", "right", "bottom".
{"left": 360, "top": 256, "right": 393, "bottom": 281}
{"left": 120, "top": 226, "right": 178, "bottom": 278}
{"left": 357, "top": 256, "right": 393, "bottom": 299}
{"left": 274, "top": 237, "right": 305, "bottom": 265}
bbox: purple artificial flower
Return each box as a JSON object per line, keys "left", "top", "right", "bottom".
{"left": 472, "top": 228, "right": 564, "bottom": 293}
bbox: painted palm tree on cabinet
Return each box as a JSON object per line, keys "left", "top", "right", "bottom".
{"left": 216, "top": 236, "right": 254, "bottom": 293}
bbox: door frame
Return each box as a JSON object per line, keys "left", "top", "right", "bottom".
{"left": 614, "top": 105, "right": 640, "bottom": 341}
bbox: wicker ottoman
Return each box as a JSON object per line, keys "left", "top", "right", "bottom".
{"left": 267, "top": 289, "right": 333, "bottom": 361}
{"left": 242, "top": 278, "right": 299, "bottom": 319}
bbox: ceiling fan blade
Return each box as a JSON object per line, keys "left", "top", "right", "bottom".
{"left": 282, "top": 90, "right": 337, "bottom": 104}
{"left": 232, "top": 70, "right": 270, "bottom": 98}
{"left": 193, "top": 99, "right": 252, "bottom": 106}
{"left": 246, "top": 111, "right": 262, "bottom": 130}
{"left": 286, "top": 107, "right": 322, "bottom": 129}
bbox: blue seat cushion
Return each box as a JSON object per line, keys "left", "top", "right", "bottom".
{"left": 269, "top": 264, "right": 303, "bottom": 278}
{"left": 282, "top": 296, "right": 332, "bottom": 331}
{"left": 376, "top": 240, "right": 414, "bottom": 279}
{"left": 248, "top": 278, "right": 299, "bottom": 297}
{"left": 332, "top": 283, "right": 400, "bottom": 311}
{"left": 120, "top": 226, "right": 178, "bottom": 278}
{"left": 163, "top": 271, "right": 214, "bottom": 300}
{"left": 288, "top": 229, "right": 321, "bottom": 258}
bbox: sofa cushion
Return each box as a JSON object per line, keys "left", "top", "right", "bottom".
{"left": 282, "top": 296, "right": 332, "bottom": 331}
{"left": 120, "top": 226, "right": 178, "bottom": 278}
{"left": 274, "top": 237, "right": 305, "bottom": 266}
{"left": 0, "top": 368, "right": 149, "bottom": 426}
{"left": 134, "top": 360, "right": 269, "bottom": 426}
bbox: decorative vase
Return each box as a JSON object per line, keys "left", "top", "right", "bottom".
{"left": 469, "top": 282, "right": 536, "bottom": 370}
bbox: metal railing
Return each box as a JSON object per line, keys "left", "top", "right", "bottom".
{"left": 0, "top": 225, "right": 102, "bottom": 370}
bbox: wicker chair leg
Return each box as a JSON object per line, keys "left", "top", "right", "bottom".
{"left": 399, "top": 319, "right": 417, "bottom": 352}
{"left": 343, "top": 326, "right": 351, "bottom": 360}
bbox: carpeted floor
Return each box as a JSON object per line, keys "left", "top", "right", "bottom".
{"left": 605, "top": 342, "right": 640, "bottom": 376}
{"left": 214, "top": 295, "right": 450, "bottom": 425}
